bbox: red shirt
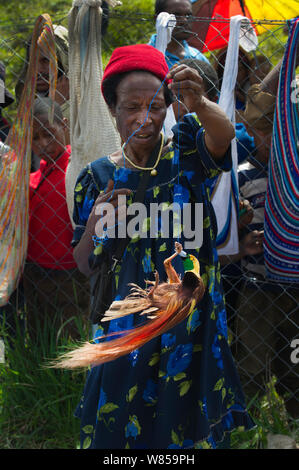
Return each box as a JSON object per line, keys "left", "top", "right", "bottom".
{"left": 28, "top": 145, "right": 77, "bottom": 270}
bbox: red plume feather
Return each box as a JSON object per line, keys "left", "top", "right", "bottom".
{"left": 50, "top": 271, "right": 205, "bottom": 369}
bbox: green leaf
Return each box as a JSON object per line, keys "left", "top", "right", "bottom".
{"left": 82, "top": 425, "right": 94, "bottom": 434}
{"left": 130, "top": 234, "right": 140, "bottom": 243}
{"left": 161, "top": 151, "right": 173, "bottom": 160}
{"left": 108, "top": 417, "right": 116, "bottom": 427}
{"left": 159, "top": 370, "right": 166, "bottom": 377}
{"left": 213, "top": 378, "right": 224, "bottom": 391}
{"left": 74, "top": 182, "right": 83, "bottom": 192}
{"left": 171, "top": 430, "right": 180, "bottom": 445}
{"left": 201, "top": 273, "right": 208, "bottom": 288}
{"left": 179, "top": 380, "right": 192, "bottom": 396}
{"left": 99, "top": 402, "right": 119, "bottom": 414}
{"left": 149, "top": 352, "right": 160, "bottom": 366}
{"left": 153, "top": 186, "right": 160, "bottom": 198}
{"left": 222, "top": 387, "right": 226, "bottom": 401}
{"left": 193, "top": 344, "right": 202, "bottom": 352}
{"left": 94, "top": 244, "right": 103, "bottom": 256}
{"left": 82, "top": 436, "right": 92, "bottom": 449}
{"left": 201, "top": 440, "right": 212, "bottom": 449}
{"left": 159, "top": 242, "right": 167, "bottom": 252}
{"left": 173, "top": 372, "right": 186, "bottom": 382}
{"left": 115, "top": 264, "right": 121, "bottom": 274}
{"left": 203, "top": 216, "right": 210, "bottom": 228}
{"left": 126, "top": 385, "right": 138, "bottom": 403}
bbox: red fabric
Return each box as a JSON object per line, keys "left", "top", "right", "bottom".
{"left": 101, "top": 44, "right": 170, "bottom": 102}
{"left": 28, "top": 145, "right": 76, "bottom": 270}
{"left": 189, "top": 0, "right": 253, "bottom": 52}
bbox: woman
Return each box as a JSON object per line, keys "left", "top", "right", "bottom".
{"left": 71, "top": 44, "right": 254, "bottom": 449}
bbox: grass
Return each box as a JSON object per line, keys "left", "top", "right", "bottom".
{"left": 0, "top": 313, "right": 88, "bottom": 449}
{"left": 0, "top": 313, "right": 298, "bottom": 449}
{"left": 230, "top": 377, "right": 299, "bottom": 449}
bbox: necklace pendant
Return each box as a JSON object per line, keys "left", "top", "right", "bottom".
{"left": 151, "top": 168, "right": 157, "bottom": 177}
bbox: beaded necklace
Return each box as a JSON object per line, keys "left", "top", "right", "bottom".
{"left": 121, "top": 132, "right": 164, "bottom": 176}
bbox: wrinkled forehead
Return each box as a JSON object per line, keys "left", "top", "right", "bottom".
{"left": 115, "top": 71, "right": 165, "bottom": 102}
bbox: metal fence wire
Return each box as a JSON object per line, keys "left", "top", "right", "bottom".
{"left": 0, "top": 12, "right": 298, "bottom": 419}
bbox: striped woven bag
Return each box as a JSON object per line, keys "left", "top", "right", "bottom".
{"left": 264, "top": 16, "right": 299, "bottom": 282}
{"left": 0, "top": 14, "right": 57, "bottom": 306}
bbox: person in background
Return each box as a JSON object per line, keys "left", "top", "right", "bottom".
{"left": 149, "top": 0, "right": 210, "bottom": 69}
{"left": 248, "top": 54, "right": 272, "bottom": 86}
{"left": 15, "top": 25, "right": 70, "bottom": 154}
{"left": 214, "top": 46, "right": 253, "bottom": 111}
{"left": 23, "top": 97, "right": 89, "bottom": 340}
{"left": 235, "top": 83, "right": 299, "bottom": 419}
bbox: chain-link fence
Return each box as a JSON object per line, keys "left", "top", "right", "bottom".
{"left": 0, "top": 9, "right": 298, "bottom": 421}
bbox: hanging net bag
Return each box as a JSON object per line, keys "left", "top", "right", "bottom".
{"left": 0, "top": 14, "right": 57, "bottom": 306}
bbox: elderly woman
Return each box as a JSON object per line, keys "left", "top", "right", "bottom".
{"left": 71, "top": 44, "right": 253, "bottom": 449}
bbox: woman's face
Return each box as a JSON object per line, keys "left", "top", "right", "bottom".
{"left": 111, "top": 71, "right": 167, "bottom": 154}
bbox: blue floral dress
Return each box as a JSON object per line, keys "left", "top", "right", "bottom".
{"left": 72, "top": 114, "right": 254, "bottom": 449}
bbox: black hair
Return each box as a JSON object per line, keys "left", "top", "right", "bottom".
{"left": 155, "top": 0, "right": 191, "bottom": 16}
{"left": 33, "top": 97, "right": 64, "bottom": 125}
{"left": 155, "top": 0, "right": 169, "bottom": 16}
{"left": 179, "top": 58, "right": 219, "bottom": 101}
{"left": 102, "top": 70, "right": 174, "bottom": 109}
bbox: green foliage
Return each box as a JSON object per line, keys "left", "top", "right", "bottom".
{"left": 1, "top": 312, "right": 298, "bottom": 448}
{"left": 0, "top": 0, "right": 70, "bottom": 20}
{"left": 0, "top": 0, "right": 69, "bottom": 112}
{"left": 0, "top": 312, "right": 88, "bottom": 449}
{"left": 102, "top": 0, "right": 155, "bottom": 58}
{"left": 230, "top": 377, "right": 299, "bottom": 449}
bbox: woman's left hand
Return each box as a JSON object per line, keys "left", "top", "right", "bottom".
{"left": 167, "top": 64, "right": 204, "bottom": 113}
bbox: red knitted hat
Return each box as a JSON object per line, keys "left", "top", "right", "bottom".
{"left": 101, "top": 44, "right": 170, "bottom": 102}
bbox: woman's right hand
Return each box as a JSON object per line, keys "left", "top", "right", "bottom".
{"left": 85, "top": 179, "right": 132, "bottom": 239}
{"left": 74, "top": 180, "right": 131, "bottom": 277}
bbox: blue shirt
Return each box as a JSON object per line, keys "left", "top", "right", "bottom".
{"left": 148, "top": 33, "right": 210, "bottom": 70}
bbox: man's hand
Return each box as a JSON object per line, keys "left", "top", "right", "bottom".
{"left": 240, "top": 230, "right": 264, "bottom": 257}
{"left": 238, "top": 199, "right": 254, "bottom": 230}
